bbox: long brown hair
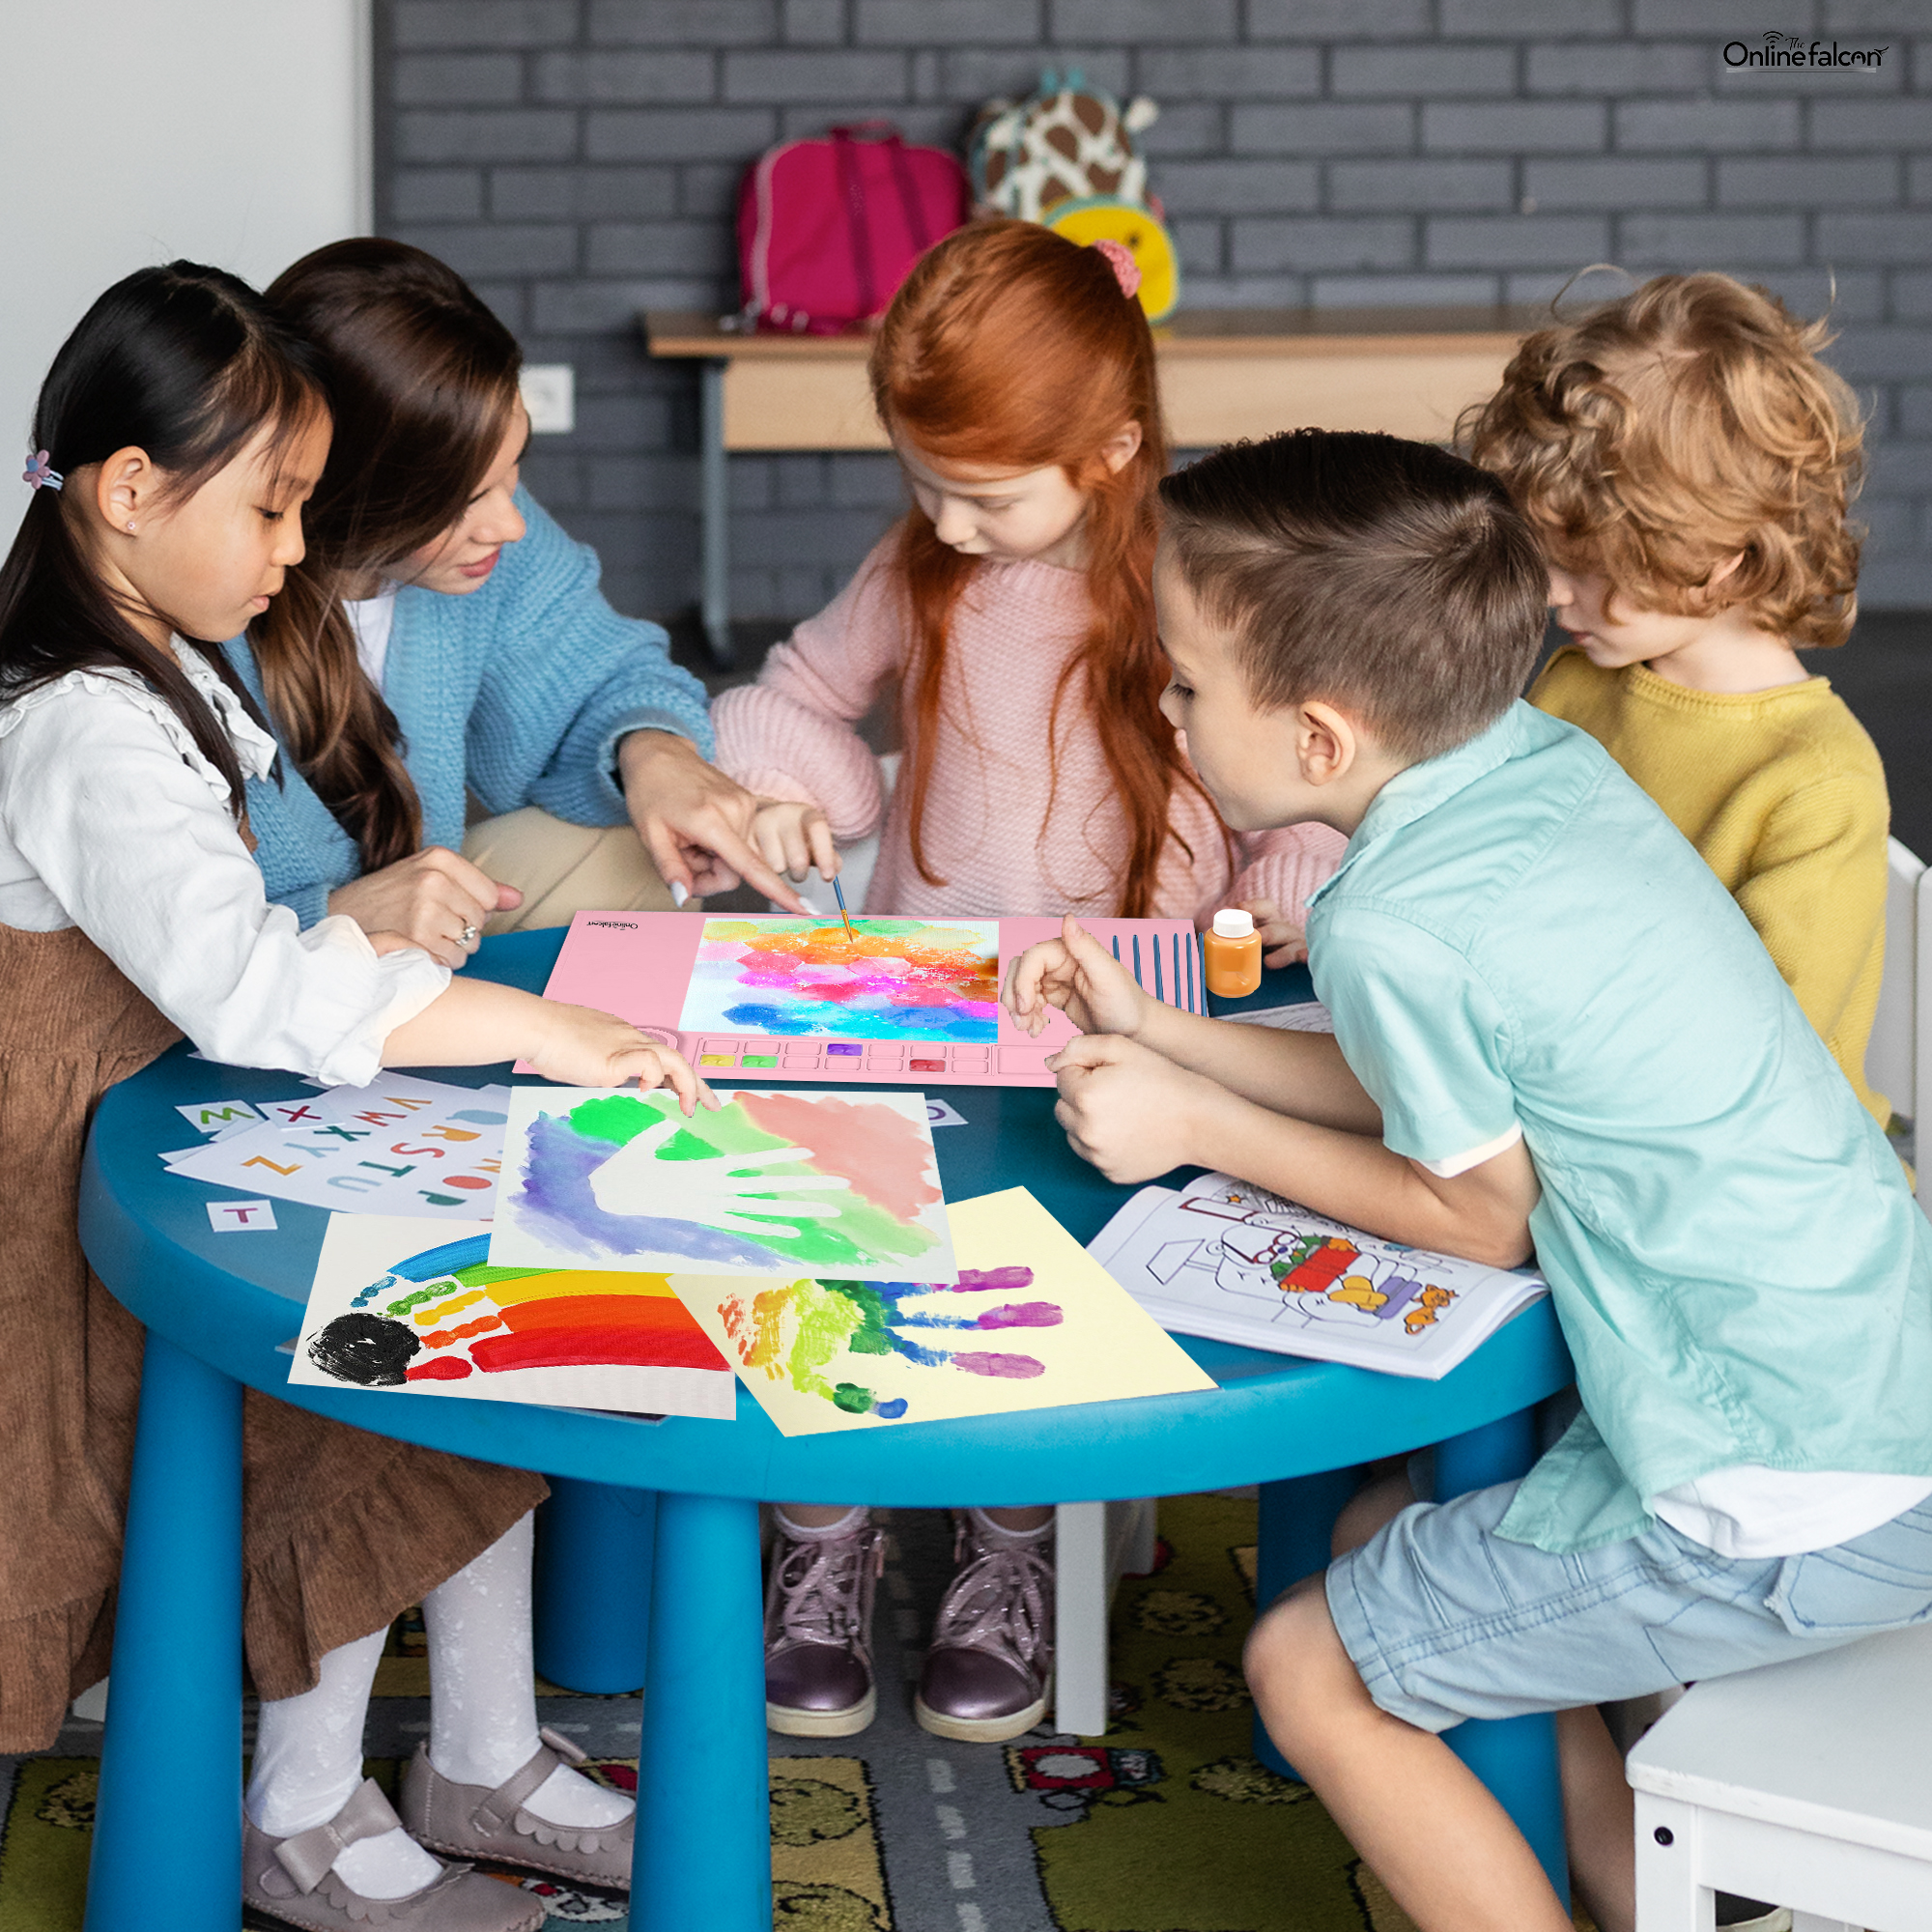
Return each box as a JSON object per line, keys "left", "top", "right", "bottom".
{"left": 870, "top": 219, "right": 1209, "bottom": 918}
{"left": 255, "top": 239, "right": 524, "bottom": 869}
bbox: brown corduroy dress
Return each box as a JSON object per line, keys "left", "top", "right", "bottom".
{"left": 0, "top": 919, "right": 547, "bottom": 1753}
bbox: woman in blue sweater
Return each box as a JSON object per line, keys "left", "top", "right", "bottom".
{"left": 229, "top": 239, "right": 804, "bottom": 962}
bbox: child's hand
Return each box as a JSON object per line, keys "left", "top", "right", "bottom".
{"left": 1237, "top": 897, "right": 1308, "bottom": 969}
{"left": 1047, "top": 1032, "right": 1218, "bottom": 1182}
{"left": 1004, "top": 915, "right": 1154, "bottom": 1039}
{"left": 748, "top": 800, "right": 838, "bottom": 886}
{"left": 526, "top": 1003, "right": 719, "bottom": 1114}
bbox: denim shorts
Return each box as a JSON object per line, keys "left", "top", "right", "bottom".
{"left": 1325, "top": 1480, "right": 1932, "bottom": 1733}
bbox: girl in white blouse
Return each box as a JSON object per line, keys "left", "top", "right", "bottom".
{"left": 0, "top": 265, "right": 695, "bottom": 1929}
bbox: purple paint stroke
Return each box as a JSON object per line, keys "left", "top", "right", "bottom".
{"left": 973, "top": 1301, "right": 1063, "bottom": 1329}
{"left": 933, "top": 1265, "right": 1034, "bottom": 1295}
{"left": 950, "top": 1350, "right": 1046, "bottom": 1379}
{"left": 511, "top": 1110, "right": 781, "bottom": 1269}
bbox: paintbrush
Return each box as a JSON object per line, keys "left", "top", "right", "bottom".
{"left": 830, "top": 869, "right": 856, "bottom": 941}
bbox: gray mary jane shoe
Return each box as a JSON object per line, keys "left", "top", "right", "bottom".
{"left": 399, "top": 1729, "right": 632, "bottom": 1893}
{"left": 243, "top": 1776, "right": 543, "bottom": 1931}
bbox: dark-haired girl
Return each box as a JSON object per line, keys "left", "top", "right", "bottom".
{"left": 223, "top": 237, "right": 806, "bottom": 964}
{"left": 0, "top": 264, "right": 696, "bottom": 1926}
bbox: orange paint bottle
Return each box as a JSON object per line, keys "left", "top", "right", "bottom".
{"left": 1204, "top": 908, "right": 1262, "bottom": 999}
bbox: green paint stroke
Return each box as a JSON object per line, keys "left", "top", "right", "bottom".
{"left": 562, "top": 1093, "right": 937, "bottom": 1270}
{"left": 779, "top": 1280, "right": 872, "bottom": 1407}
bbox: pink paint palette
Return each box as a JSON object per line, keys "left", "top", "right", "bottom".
{"left": 528, "top": 912, "right": 1208, "bottom": 1088}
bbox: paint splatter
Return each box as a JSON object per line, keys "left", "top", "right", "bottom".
{"left": 679, "top": 917, "right": 1001, "bottom": 1043}
{"left": 508, "top": 1091, "right": 944, "bottom": 1274}
{"left": 717, "top": 1264, "right": 1056, "bottom": 1419}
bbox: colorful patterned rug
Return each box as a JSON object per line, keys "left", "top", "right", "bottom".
{"left": 0, "top": 1492, "right": 1585, "bottom": 1930}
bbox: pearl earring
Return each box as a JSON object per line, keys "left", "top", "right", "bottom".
{"left": 125, "top": 521, "right": 135, "bottom": 532}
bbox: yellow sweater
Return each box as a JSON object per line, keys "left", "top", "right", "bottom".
{"left": 1531, "top": 646, "right": 1892, "bottom": 1126}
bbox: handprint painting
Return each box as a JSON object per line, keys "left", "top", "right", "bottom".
{"left": 488, "top": 1086, "right": 956, "bottom": 1282}
{"left": 677, "top": 917, "right": 1001, "bottom": 1043}
{"left": 667, "top": 1188, "right": 1216, "bottom": 1435}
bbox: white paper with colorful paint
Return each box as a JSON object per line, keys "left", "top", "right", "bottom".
{"left": 166, "top": 1076, "right": 510, "bottom": 1218}
{"left": 668, "top": 1186, "right": 1214, "bottom": 1435}
{"left": 489, "top": 1085, "right": 955, "bottom": 1282}
{"left": 1089, "top": 1171, "right": 1547, "bottom": 1379}
{"left": 288, "top": 1213, "right": 736, "bottom": 1418}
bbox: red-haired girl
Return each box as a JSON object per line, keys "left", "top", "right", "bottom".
{"left": 712, "top": 220, "right": 1342, "bottom": 1747}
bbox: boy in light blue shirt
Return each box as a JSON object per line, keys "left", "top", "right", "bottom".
{"left": 1004, "top": 430, "right": 1932, "bottom": 1932}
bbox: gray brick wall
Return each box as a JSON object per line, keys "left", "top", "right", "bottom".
{"left": 377, "top": 0, "right": 1932, "bottom": 619}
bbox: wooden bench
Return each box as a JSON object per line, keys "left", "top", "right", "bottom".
{"left": 642, "top": 304, "right": 1539, "bottom": 663}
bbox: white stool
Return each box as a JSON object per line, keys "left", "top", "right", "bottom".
{"left": 1627, "top": 1620, "right": 1932, "bottom": 1932}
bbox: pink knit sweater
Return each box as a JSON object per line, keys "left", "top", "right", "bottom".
{"left": 712, "top": 537, "right": 1346, "bottom": 925}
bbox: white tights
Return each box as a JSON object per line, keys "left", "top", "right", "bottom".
{"left": 244, "top": 1512, "right": 631, "bottom": 1898}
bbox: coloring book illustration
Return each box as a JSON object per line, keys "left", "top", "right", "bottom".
{"left": 669, "top": 1187, "right": 1214, "bottom": 1435}
{"left": 167, "top": 1075, "right": 509, "bottom": 1219}
{"left": 490, "top": 1086, "right": 955, "bottom": 1281}
{"left": 1090, "top": 1173, "right": 1547, "bottom": 1380}
{"left": 290, "top": 1214, "right": 736, "bottom": 1419}
{"left": 678, "top": 917, "right": 1002, "bottom": 1044}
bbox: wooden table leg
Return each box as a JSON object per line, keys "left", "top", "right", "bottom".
{"left": 1436, "top": 1406, "right": 1570, "bottom": 1906}
{"left": 636, "top": 1492, "right": 768, "bottom": 1928}
{"left": 85, "top": 1332, "right": 242, "bottom": 1932}
{"left": 700, "top": 359, "right": 733, "bottom": 668}
{"left": 1251, "top": 1468, "right": 1361, "bottom": 1778}
{"left": 534, "top": 1480, "right": 655, "bottom": 1692}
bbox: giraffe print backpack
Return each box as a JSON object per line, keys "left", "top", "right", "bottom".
{"left": 968, "top": 70, "right": 1163, "bottom": 223}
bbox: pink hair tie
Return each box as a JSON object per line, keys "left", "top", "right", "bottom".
{"left": 1091, "top": 238, "right": 1142, "bottom": 300}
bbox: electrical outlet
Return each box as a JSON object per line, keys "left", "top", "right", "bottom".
{"left": 520, "top": 364, "right": 575, "bottom": 435}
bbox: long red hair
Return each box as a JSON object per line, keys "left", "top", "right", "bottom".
{"left": 869, "top": 219, "right": 1213, "bottom": 918}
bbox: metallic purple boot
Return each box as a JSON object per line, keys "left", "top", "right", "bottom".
{"left": 915, "top": 1510, "right": 1054, "bottom": 1743}
{"left": 764, "top": 1510, "right": 885, "bottom": 1738}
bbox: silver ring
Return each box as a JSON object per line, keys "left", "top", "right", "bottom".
{"left": 461, "top": 924, "right": 479, "bottom": 944}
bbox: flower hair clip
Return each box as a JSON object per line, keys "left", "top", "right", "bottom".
{"left": 22, "top": 451, "right": 62, "bottom": 494}
{"left": 1090, "top": 239, "right": 1142, "bottom": 301}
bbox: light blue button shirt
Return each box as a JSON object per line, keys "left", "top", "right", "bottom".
{"left": 1305, "top": 701, "right": 1932, "bottom": 1553}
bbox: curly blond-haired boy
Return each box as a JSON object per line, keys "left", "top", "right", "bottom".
{"left": 1468, "top": 272, "right": 1889, "bottom": 1124}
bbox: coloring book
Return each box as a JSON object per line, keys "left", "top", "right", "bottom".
{"left": 489, "top": 1085, "right": 956, "bottom": 1282}
{"left": 1089, "top": 1173, "right": 1547, "bottom": 1379}
{"left": 669, "top": 1186, "right": 1215, "bottom": 1435}
{"left": 526, "top": 909, "right": 1209, "bottom": 1088}
{"left": 165, "top": 1075, "right": 509, "bottom": 1219}
{"left": 289, "top": 1214, "right": 736, "bottom": 1419}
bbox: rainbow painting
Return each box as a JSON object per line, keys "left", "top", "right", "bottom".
{"left": 289, "top": 1214, "right": 737, "bottom": 1419}
{"left": 668, "top": 1188, "right": 1216, "bottom": 1435}
{"left": 677, "top": 917, "right": 1001, "bottom": 1043}
{"left": 488, "top": 1085, "right": 955, "bottom": 1282}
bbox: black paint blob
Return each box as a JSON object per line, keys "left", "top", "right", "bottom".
{"left": 308, "top": 1313, "right": 421, "bottom": 1387}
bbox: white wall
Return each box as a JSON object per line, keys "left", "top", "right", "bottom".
{"left": 0, "top": 0, "right": 369, "bottom": 546}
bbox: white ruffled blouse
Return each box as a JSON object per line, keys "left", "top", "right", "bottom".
{"left": 0, "top": 642, "right": 447, "bottom": 1086}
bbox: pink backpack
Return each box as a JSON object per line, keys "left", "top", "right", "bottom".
{"left": 737, "top": 122, "right": 970, "bottom": 335}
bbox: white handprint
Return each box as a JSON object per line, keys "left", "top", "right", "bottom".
{"left": 587, "top": 1112, "right": 852, "bottom": 1236}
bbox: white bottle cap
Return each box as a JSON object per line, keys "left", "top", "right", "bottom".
{"left": 1211, "top": 908, "right": 1255, "bottom": 939}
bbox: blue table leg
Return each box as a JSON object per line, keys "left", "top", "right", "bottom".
{"left": 636, "top": 1492, "right": 767, "bottom": 1928}
{"left": 534, "top": 1480, "right": 655, "bottom": 1692}
{"left": 85, "top": 1333, "right": 242, "bottom": 1932}
{"left": 1435, "top": 1406, "right": 1569, "bottom": 1906}
{"left": 1251, "top": 1467, "right": 1360, "bottom": 1778}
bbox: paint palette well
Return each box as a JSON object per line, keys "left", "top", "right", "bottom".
{"left": 489, "top": 1086, "right": 956, "bottom": 1282}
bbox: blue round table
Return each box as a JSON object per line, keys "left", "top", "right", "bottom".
{"left": 77, "top": 930, "right": 1575, "bottom": 1931}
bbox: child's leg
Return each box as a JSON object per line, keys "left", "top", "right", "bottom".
{"left": 1246, "top": 1577, "right": 1574, "bottom": 1932}
{"left": 1558, "top": 1703, "right": 1635, "bottom": 1932}
{"left": 766, "top": 1503, "right": 884, "bottom": 1736}
{"left": 247, "top": 1626, "right": 445, "bottom": 1900}
{"left": 421, "top": 1511, "right": 630, "bottom": 1829}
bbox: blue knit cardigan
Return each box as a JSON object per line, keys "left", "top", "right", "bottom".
{"left": 223, "top": 490, "right": 714, "bottom": 927}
